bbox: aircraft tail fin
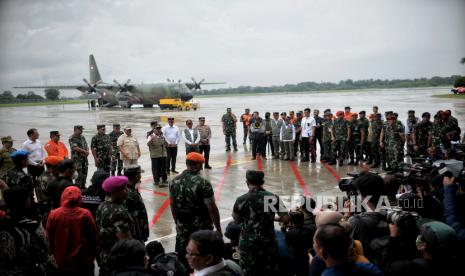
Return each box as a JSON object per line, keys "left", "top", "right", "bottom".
{"left": 89, "top": 54, "right": 102, "bottom": 84}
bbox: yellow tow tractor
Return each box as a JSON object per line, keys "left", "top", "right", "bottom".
{"left": 158, "top": 98, "right": 199, "bottom": 111}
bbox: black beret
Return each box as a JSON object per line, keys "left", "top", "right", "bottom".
{"left": 359, "top": 111, "right": 366, "bottom": 114}
{"left": 97, "top": 124, "right": 105, "bottom": 129}
{"left": 113, "top": 123, "right": 121, "bottom": 128}
{"left": 246, "top": 170, "right": 264, "bottom": 185}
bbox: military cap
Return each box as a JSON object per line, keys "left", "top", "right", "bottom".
{"left": 296, "top": 111, "right": 302, "bottom": 115}
{"left": 336, "top": 111, "right": 344, "bottom": 116}
{"left": 226, "top": 107, "right": 232, "bottom": 112}
{"left": 10, "top": 149, "right": 29, "bottom": 159}
{"left": 44, "top": 156, "right": 64, "bottom": 166}
{"left": 124, "top": 165, "right": 141, "bottom": 174}
{"left": 186, "top": 152, "right": 205, "bottom": 163}
{"left": 246, "top": 170, "right": 264, "bottom": 185}
{"left": 1, "top": 136, "right": 14, "bottom": 143}
{"left": 280, "top": 112, "right": 286, "bottom": 115}
{"left": 323, "top": 109, "right": 331, "bottom": 113}
{"left": 74, "top": 125, "right": 84, "bottom": 130}
{"left": 344, "top": 106, "right": 351, "bottom": 110}
{"left": 50, "top": 131, "right": 60, "bottom": 136}
{"left": 408, "top": 110, "right": 415, "bottom": 114}
{"left": 265, "top": 112, "right": 271, "bottom": 116}
{"left": 422, "top": 112, "right": 431, "bottom": 118}
{"left": 150, "top": 120, "right": 158, "bottom": 125}
{"left": 97, "top": 124, "right": 106, "bottom": 129}
{"left": 102, "top": 176, "right": 128, "bottom": 193}
{"left": 199, "top": 117, "right": 205, "bottom": 120}
{"left": 359, "top": 110, "right": 366, "bottom": 114}
{"left": 168, "top": 117, "right": 175, "bottom": 120}
{"left": 113, "top": 123, "right": 121, "bottom": 128}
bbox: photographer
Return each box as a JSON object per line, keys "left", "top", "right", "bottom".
{"left": 443, "top": 176, "right": 465, "bottom": 241}
{"left": 344, "top": 172, "right": 389, "bottom": 261}
{"left": 285, "top": 211, "right": 314, "bottom": 276}
{"left": 381, "top": 220, "right": 458, "bottom": 275}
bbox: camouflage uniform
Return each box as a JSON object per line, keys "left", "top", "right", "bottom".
{"left": 413, "top": 121, "right": 431, "bottom": 155}
{"left": 331, "top": 118, "right": 349, "bottom": 163}
{"left": 384, "top": 122, "right": 405, "bottom": 170}
{"left": 321, "top": 119, "right": 333, "bottom": 161}
{"left": 430, "top": 123, "right": 447, "bottom": 150}
{"left": 91, "top": 134, "right": 112, "bottom": 173}
{"left": 232, "top": 187, "right": 287, "bottom": 276}
{"left": 221, "top": 113, "right": 238, "bottom": 151}
{"left": 369, "top": 119, "right": 383, "bottom": 166}
{"left": 0, "top": 147, "right": 16, "bottom": 176}
{"left": 293, "top": 117, "right": 302, "bottom": 156}
{"left": 348, "top": 119, "right": 362, "bottom": 163}
{"left": 169, "top": 170, "right": 215, "bottom": 267}
{"left": 358, "top": 117, "right": 370, "bottom": 161}
{"left": 36, "top": 170, "right": 55, "bottom": 225}
{"left": 109, "top": 130, "right": 123, "bottom": 176}
{"left": 69, "top": 134, "right": 89, "bottom": 188}
{"left": 125, "top": 185, "right": 149, "bottom": 242}
{"left": 95, "top": 197, "right": 135, "bottom": 276}
{"left": 405, "top": 116, "right": 419, "bottom": 156}
{"left": 3, "top": 167, "right": 34, "bottom": 201}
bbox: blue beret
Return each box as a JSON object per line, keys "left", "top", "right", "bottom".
{"left": 102, "top": 176, "right": 128, "bottom": 193}
{"left": 10, "top": 150, "right": 29, "bottom": 159}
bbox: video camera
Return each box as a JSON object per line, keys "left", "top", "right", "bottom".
{"left": 338, "top": 172, "right": 369, "bottom": 196}
{"left": 379, "top": 207, "right": 420, "bottom": 225}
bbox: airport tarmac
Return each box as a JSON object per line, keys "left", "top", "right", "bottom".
{"left": 1, "top": 87, "right": 464, "bottom": 251}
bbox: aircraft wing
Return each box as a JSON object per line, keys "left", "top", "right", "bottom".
{"left": 13, "top": 84, "right": 117, "bottom": 91}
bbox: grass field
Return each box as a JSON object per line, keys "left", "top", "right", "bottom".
{"left": 0, "top": 99, "right": 88, "bottom": 108}
{"left": 432, "top": 94, "right": 465, "bottom": 99}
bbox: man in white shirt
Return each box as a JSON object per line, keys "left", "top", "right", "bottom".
{"left": 182, "top": 119, "right": 200, "bottom": 154}
{"left": 300, "top": 108, "right": 316, "bottom": 162}
{"left": 22, "top": 128, "right": 46, "bottom": 182}
{"left": 162, "top": 117, "right": 180, "bottom": 174}
{"left": 117, "top": 126, "right": 141, "bottom": 168}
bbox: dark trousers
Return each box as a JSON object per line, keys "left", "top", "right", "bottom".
{"left": 251, "top": 134, "right": 266, "bottom": 157}
{"left": 166, "top": 146, "right": 178, "bottom": 172}
{"left": 199, "top": 145, "right": 210, "bottom": 166}
{"left": 151, "top": 157, "right": 167, "bottom": 183}
{"left": 300, "top": 138, "right": 316, "bottom": 161}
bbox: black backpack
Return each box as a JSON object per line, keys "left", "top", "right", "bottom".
{"left": 149, "top": 252, "right": 188, "bottom": 276}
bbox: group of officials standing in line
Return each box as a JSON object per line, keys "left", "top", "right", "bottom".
{"left": 222, "top": 105, "right": 462, "bottom": 171}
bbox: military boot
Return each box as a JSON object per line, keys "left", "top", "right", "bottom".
{"left": 111, "top": 170, "right": 116, "bottom": 176}
{"left": 117, "top": 169, "right": 122, "bottom": 176}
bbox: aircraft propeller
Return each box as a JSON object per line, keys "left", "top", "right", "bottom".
{"left": 191, "top": 77, "right": 205, "bottom": 90}
{"left": 113, "top": 79, "right": 132, "bottom": 93}
{"left": 82, "top": 78, "right": 98, "bottom": 93}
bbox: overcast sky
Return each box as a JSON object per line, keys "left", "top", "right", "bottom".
{"left": 0, "top": 0, "right": 464, "bottom": 95}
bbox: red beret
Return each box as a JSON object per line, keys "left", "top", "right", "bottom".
{"left": 102, "top": 176, "right": 128, "bottom": 193}
{"left": 44, "top": 156, "right": 64, "bottom": 166}
{"left": 336, "top": 111, "right": 344, "bottom": 116}
{"left": 186, "top": 152, "right": 205, "bottom": 163}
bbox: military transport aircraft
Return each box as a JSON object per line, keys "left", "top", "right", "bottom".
{"left": 14, "top": 55, "right": 225, "bottom": 108}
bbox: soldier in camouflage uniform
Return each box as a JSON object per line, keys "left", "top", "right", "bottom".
{"left": 91, "top": 124, "right": 112, "bottom": 173}
{"left": 124, "top": 165, "right": 149, "bottom": 242}
{"left": 442, "top": 110, "right": 461, "bottom": 142}
{"left": 169, "top": 152, "right": 222, "bottom": 269}
{"left": 329, "top": 111, "right": 350, "bottom": 166}
{"left": 221, "top": 107, "right": 238, "bottom": 152}
{"left": 3, "top": 150, "right": 34, "bottom": 202}
{"left": 405, "top": 110, "right": 419, "bottom": 156}
{"left": 96, "top": 176, "right": 135, "bottom": 276}
{"left": 0, "top": 136, "right": 16, "bottom": 176}
{"left": 413, "top": 112, "right": 432, "bottom": 156}
{"left": 36, "top": 156, "right": 62, "bottom": 226}
{"left": 347, "top": 113, "right": 361, "bottom": 165}
{"left": 380, "top": 114, "right": 405, "bottom": 171}
{"left": 321, "top": 111, "right": 333, "bottom": 162}
{"left": 109, "top": 123, "right": 123, "bottom": 176}
{"left": 357, "top": 111, "right": 370, "bottom": 162}
{"left": 69, "top": 125, "right": 89, "bottom": 188}
{"left": 232, "top": 170, "right": 289, "bottom": 276}
{"left": 369, "top": 113, "right": 383, "bottom": 168}
{"left": 429, "top": 114, "right": 448, "bottom": 151}
{"left": 294, "top": 111, "right": 303, "bottom": 156}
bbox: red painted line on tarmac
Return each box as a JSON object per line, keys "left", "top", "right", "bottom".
{"left": 215, "top": 154, "right": 233, "bottom": 201}
{"left": 321, "top": 161, "right": 341, "bottom": 180}
{"left": 289, "top": 160, "right": 312, "bottom": 196}
{"left": 138, "top": 187, "right": 168, "bottom": 197}
{"left": 150, "top": 198, "right": 171, "bottom": 228}
{"left": 257, "top": 155, "right": 263, "bottom": 171}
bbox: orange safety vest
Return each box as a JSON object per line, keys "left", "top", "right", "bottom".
{"left": 242, "top": 114, "right": 251, "bottom": 127}
{"left": 344, "top": 112, "right": 355, "bottom": 121}
{"left": 45, "top": 140, "right": 69, "bottom": 159}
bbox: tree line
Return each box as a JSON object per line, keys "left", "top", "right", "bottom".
{"left": 0, "top": 89, "right": 60, "bottom": 103}
{"left": 204, "top": 75, "right": 465, "bottom": 95}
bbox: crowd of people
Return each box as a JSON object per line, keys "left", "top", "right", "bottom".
{"left": 0, "top": 104, "right": 464, "bottom": 276}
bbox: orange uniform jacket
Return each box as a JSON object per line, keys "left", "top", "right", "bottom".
{"left": 344, "top": 112, "right": 355, "bottom": 121}
{"left": 45, "top": 140, "right": 69, "bottom": 159}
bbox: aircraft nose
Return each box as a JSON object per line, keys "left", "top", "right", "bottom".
{"left": 180, "top": 92, "right": 193, "bottom": 101}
